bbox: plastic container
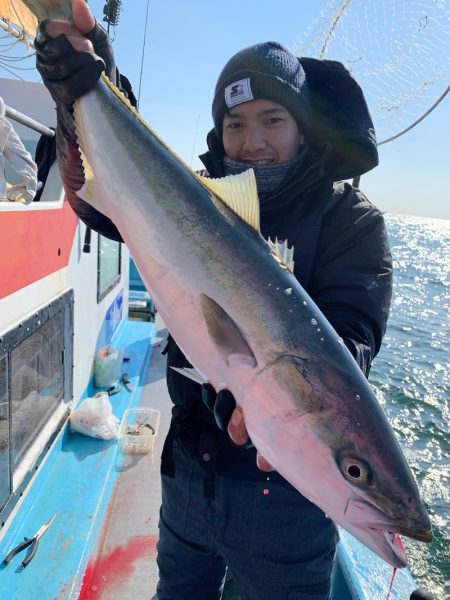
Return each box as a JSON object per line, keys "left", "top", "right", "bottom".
{"left": 118, "top": 407, "right": 160, "bottom": 454}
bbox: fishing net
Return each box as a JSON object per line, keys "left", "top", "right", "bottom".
{"left": 292, "top": 0, "right": 450, "bottom": 144}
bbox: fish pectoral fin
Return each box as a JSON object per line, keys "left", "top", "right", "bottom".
{"left": 170, "top": 366, "right": 208, "bottom": 385}
{"left": 267, "top": 237, "right": 295, "bottom": 273}
{"left": 200, "top": 294, "right": 257, "bottom": 368}
{"left": 199, "top": 169, "right": 260, "bottom": 231}
{"left": 228, "top": 353, "right": 257, "bottom": 368}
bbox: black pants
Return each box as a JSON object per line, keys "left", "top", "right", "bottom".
{"left": 156, "top": 438, "right": 338, "bottom": 600}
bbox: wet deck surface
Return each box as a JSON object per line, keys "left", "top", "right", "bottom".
{"left": 91, "top": 318, "right": 241, "bottom": 600}
{"left": 91, "top": 321, "right": 170, "bottom": 599}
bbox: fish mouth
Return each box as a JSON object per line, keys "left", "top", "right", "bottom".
{"left": 377, "top": 530, "right": 407, "bottom": 567}
{"left": 345, "top": 496, "right": 432, "bottom": 567}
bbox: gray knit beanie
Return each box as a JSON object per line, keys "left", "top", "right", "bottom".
{"left": 212, "top": 41, "right": 312, "bottom": 141}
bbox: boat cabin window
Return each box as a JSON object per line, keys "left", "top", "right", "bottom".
{"left": 98, "top": 235, "right": 122, "bottom": 302}
{"left": 0, "top": 291, "right": 73, "bottom": 520}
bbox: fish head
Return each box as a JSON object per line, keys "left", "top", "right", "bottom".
{"left": 240, "top": 352, "right": 432, "bottom": 567}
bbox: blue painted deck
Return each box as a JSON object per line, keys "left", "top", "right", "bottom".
{"left": 334, "top": 529, "right": 417, "bottom": 599}
{"left": 0, "top": 317, "right": 156, "bottom": 600}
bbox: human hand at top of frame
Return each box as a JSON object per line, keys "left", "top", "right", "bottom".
{"left": 202, "top": 384, "right": 275, "bottom": 472}
{"left": 35, "top": 0, "right": 117, "bottom": 106}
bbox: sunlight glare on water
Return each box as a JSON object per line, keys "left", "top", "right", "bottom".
{"left": 369, "top": 214, "right": 450, "bottom": 599}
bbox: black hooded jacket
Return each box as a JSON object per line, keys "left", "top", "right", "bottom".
{"left": 165, "top": 58, "right": 392, "bottom": 413}
{"left": 57, "top": 57, "right": 392, "bottom": 479}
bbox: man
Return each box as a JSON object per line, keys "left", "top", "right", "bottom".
{"left": 36, "top": 2, "right": 392, "bottom": 598}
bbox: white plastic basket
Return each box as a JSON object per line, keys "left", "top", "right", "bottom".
{"left": 118, "top": 407, "right": 160, "bottom": 454}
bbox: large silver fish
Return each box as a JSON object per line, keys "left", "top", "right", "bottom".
{"left": 23, "top": 0, "right": 432, "bottom": 567}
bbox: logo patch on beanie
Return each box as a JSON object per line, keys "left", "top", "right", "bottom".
{"left": 225, "top": 78, "right": 253, "bottom": 108}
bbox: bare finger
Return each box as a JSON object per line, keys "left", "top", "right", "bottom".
{"left": 72, "top": 0, "right": 96, "bottom": 33}
{"left": 256, "top": 452, "right": 275, "bottom": 472}
{"left": 227, "top": 407, "right": 251, "bottom": 447}
{"left": 44, "top": 20, "right": 94, "bottom": 52}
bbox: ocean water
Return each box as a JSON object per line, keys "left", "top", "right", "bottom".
{"left": 369, "top": 214, "right": 450, "bottom": 599}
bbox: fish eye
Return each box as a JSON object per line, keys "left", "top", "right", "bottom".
{"left": 340, "top": 456, "right": 370, "bottom": 485}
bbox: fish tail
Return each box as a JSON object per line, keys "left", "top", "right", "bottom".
{"left": 20, "top": 0, "right": 73, "bottom": 22}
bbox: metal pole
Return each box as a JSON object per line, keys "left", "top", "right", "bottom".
{"left": 0, "top": 17, "right": 33, "bottom": 43}
{"left": 377, "top": 85, "right": 450, "bottom": 146}
{"left": 4, "top": 105, "right": 55, "bottom": 138}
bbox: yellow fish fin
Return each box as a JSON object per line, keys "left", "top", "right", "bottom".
{"left": 99, "top": 72, "right": 219, "bottom": 190}
{"left": 100, "top": 71, "right": 136, "bottom": 113}
{"left": 78, "top": 148, "right": 96, "bottom": 202}
{"left": 199, "top": 169, "right": 260, "bottom": 232}
{"left": 267, "top": 237, "right": 295, "bottom": 273}
{"left": 73, "top": 98, "right": 102, "bottom": 209}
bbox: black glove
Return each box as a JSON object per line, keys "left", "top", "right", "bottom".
{"left": 35, "top": 19, "right": 116, "bottom": 107}
{"left": 201, "top": 384, "right": 253, "bottom": 449}
{"left": 410, "top": 590, "right": 436, "bottom": 600}
{"left": 343, "top": 337, "right": 372, "bottom": 378}
{"left": 202, "top": 384, "right": 236, "bottom": 430}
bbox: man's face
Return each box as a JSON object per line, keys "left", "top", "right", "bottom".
{"left": 222, "top": 99, "right": 304, "bottom": 164}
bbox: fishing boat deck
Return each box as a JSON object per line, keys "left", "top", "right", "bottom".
{"left": 72, "top": 316, "right": 243, "bottom": 600}
{"left": 86, "top": 318, "right": 169, "bottom": 599}
{"left": 81, "top": 317, "right": 242, "bottom": 600}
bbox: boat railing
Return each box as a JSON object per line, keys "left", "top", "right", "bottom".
{"left": 1, "top": 101, "right": 63, "bottom": 207}
{"left": 4, "top": 104, "right": 55, "bottom": 138}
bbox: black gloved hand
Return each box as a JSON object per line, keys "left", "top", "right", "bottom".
{"left": 35, "top": 19, "right": 116, "bottom": 107}
{"left": 201, "top": 384, "right": 253, "bottom": 449}
{"left": 410, "top": 589, "right": 436, "bottom": 600}
{"left": 202, "top": 384, "right": 236, "bottom": 430}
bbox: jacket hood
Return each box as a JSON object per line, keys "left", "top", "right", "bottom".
{"left": 201, "top": 56, "right": 378, "bottom": 182}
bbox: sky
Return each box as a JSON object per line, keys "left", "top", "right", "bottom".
{"left": 2, "top": 0, "right": 449, "bottom": 220}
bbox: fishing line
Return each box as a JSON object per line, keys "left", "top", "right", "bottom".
{"left": 0, "top": 60, "right": 25, "bottom": 79}
{"left": 137, "top": 0, "right": 150, "bottom": 110}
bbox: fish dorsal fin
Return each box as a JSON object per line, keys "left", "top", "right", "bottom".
{"left": 200, "top": 294, "right": 257, "bottom": 368}
{"left": 199, "top": 170, "right": 260, "bottom": 232}
{"left": 267, "top": 237, "right": 295, "bottom": 273}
